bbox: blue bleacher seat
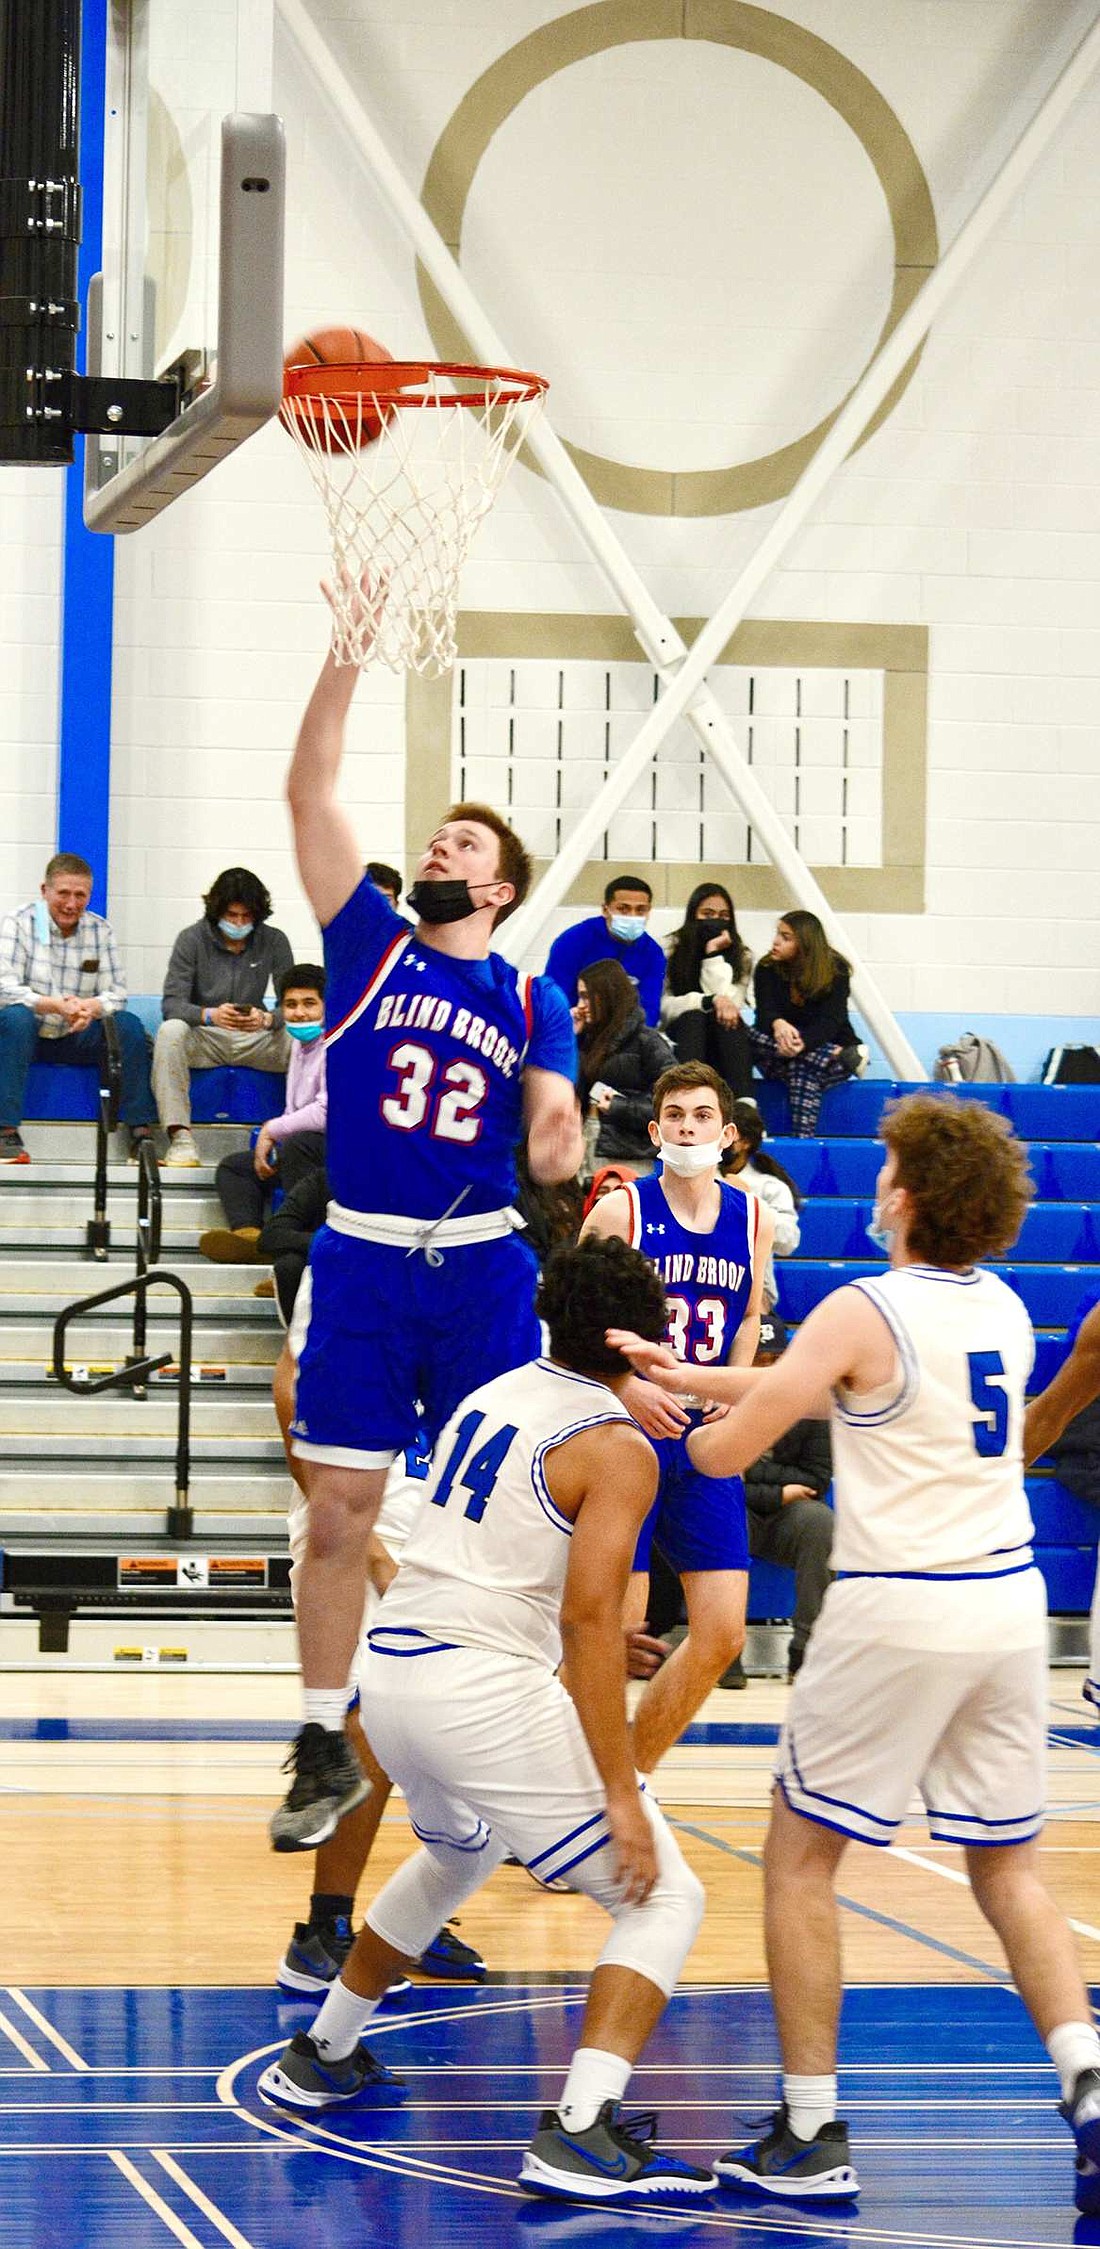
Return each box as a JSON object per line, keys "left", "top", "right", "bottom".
{"left": 1032, "top": 1332, "right": 1071, "bottom": 1391}
{"left": 1039, "top": 1145, "right": 1100, "bottom": 1202}
{"left": 1034, "top": 1550, "right": 1097, "bottom": 1612}
{"left": 776, "top": 1261, "right": 1100, "bottom": 1329}
{"left": 24, "top": 1060, "right": 285, "bottom": 1128}
{"left": 1027, "top": 1477, "right": 1100, "bottom": 1545}
{"left": 1000, "top": 1085, "right": 1100, "bottom": 1141}
{"left": 190, "top": 1069, "right": 286, "bottom": 1125}
{"left": 746, "top": 1559, "right": 797, "bottom": 1622}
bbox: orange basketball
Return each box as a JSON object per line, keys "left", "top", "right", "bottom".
{"left": 280, "top": 326, "right": 396, "bottom": 451}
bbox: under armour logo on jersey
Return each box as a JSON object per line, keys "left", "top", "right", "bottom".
{"left": 645, "top": 1223, "right": 666, "bottom": 1236}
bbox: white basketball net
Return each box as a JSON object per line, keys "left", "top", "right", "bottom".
{"left": 282, "top": 365, "right": 546, "bottom": 675}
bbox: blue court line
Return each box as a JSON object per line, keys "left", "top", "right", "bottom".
{"left": 670, "top": 1816, "right": 1011, "bottom": 1982}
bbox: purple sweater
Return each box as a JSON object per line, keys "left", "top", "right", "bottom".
{"left": 265, "top": 1037, "right": 327, "bottom": 1144}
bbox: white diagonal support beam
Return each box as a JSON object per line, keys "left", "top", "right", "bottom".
{"left": 277, "top": 1, "right": 1100, "bottom": 1075}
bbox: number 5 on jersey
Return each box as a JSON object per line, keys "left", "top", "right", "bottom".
{"left": 382, "top": 1040, "right": 488, "bottom": 1142}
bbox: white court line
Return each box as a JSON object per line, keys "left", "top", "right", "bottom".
{"left": 108, "top": 2151, "right": 206, "bottom": 2248}
{"left": 893, "top": 1845, "right": 1100, "bottom": 1944}
{"left": 154, "top": 2151, "right": 256, "bottom": 2249}
{"left": 6, "top": 1989, "right": 89, "bottom": 2069}
{"left": 0, "top": 2011, "right": 49, "bottom": 2071}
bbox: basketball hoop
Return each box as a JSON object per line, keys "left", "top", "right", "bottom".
{"left": 281, "top": 360, "right": 548, "bottom": 675}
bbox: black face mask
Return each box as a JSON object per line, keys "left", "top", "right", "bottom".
{"left": 406, "top": 877, "right": 480, "bottom": 925}
{"left": 699, "top": 916, "right": 731, "bottom": 936}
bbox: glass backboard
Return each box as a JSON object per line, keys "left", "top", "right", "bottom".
{"left": 83, "top": 0, "right": 284, "bottom": 531}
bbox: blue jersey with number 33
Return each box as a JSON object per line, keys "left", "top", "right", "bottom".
{"left": 321, "top": 877, "right": 576, "bottom": 1221}
{"left": 625, "top": 1171, "right": 760, "bottom": 1366}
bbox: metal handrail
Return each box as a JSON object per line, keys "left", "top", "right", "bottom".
{"left": 85, "top": 1011, "right": 122, "bottom": 1261}
{"left": 52, "top": 1269, "right": 195, "bottom": 1539}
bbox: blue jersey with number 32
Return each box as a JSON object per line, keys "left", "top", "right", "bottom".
{"left": 321, "top": 877, "right": 576, "bottom": 1220}
{"left": 625, "top": 1172, "right": 760, "bottom": 1366}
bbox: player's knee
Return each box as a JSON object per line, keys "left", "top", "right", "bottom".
{"left": 598, "top": 1843, "right": 705, "bottom": 1996}
{"left": 366, "top": 1837, "right": 494, "bottom": 1960}
{"left": 686, "top": 1609, "right": 744, "bottom": 1673}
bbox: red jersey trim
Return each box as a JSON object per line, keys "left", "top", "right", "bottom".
{"left": 325, "top": 928, "right": 414, "bottom": 1048}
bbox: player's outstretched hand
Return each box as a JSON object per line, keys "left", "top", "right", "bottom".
{"left": 607, "top": 1790, "right": 657, "bottom": 1903}
{"left": 321, "top": 563, "right": 388, "bottom": 653}
{"left": 621, "top": 1374, "right": 690, "bottom": 1439}
{"left": 607, "top": 1331, "right": 681, "bottom": 1379}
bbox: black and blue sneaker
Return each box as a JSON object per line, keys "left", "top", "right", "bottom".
{"left": 520, "top": 2103, "right": 716, "bottom": 2202}
{"left": 258, "top": 2031, "right": 403, "bottom": 2112}
{"left": 418, "top": 1921, "right": 487, "bottom": 1981}
{"left": 715, "top": 2105, "right": 858, "bottom": 2199}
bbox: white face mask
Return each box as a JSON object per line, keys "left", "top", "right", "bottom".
{"left": 658, "top": 1137, "right": 724, "bottom": 1178}
{"left": 867, "top": 1191, "right": 899, "bottom": 1255}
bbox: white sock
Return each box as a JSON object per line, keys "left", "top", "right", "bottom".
{"left": 311, "top": 1975, "right": 382, "bottom": 2060}
{"left": 558, "top": 2047, "right": 633, "bottom": 2132}
{"left": 1047, "top": 2021, "right": 1100, "bottom": 2103}
{"left": 302, "top": 1688, "right": 349, "bottom": 1734}
{"left": 784, "top": 2073, "right": 837, "bottom": 2141}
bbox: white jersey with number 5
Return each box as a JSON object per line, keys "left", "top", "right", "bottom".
{"left": 368, "top": 1358, "right": 630, "bottom": 1673}
{"left": 830, "top": 1264, "right": 1035, "bottom": 1578}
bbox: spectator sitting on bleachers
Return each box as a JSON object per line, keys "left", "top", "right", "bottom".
{"left": 574, "top": 957, "right": 675, "bottom": 1173}
{"left": 0, "top": 851, "right": 156, "bottom": 1164}
{"left": 153, "top": 867, "right": 293, "bottom": 1168}
{"left": 199, "top": 963, "right": 327, "bottom": 1264}
{"left": 719, "top": 1312, "right": 834, "bottom": 1689}
{"left": 721, "top": 1097, "right": 802, "bottom": 1308}
{"left": 748, "top": 909, "right": 867, "bottom": 1138}
{"left": 660, "top": 881, "right": 753, "bottom": 1097}
{"left": 365, "top": 861, "right": 404, "bottom": 911}
{"left": 544, "top": 873, "right": 666, "bottom": 1027}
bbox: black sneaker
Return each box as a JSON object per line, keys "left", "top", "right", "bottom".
{"left": 269, "top": 1724, "right": 371, "bottom": 1852}
{"left": 520, "top": 2102, "right": 717, "bottom": 2202}
{"left": 276, "top": 1916, "right": 411, "bottom": 2000}
{"left": 715, "top": 2106, "right": 858, "bottom": 2199}
{"left": 277, "top": 1916, "right": 354, "bottom": 1994}
{"left": 0, "top": 1127, "right": 29, "bottom": 1164}
{"left": 717, "top": 1656, "right": 747, "bottom": 1689}
{"left": 417, "top": 1921, "right": 486, "bottom": 1981}
{"left": 258, "top": 2030, "right": 402, "bottom": 2112}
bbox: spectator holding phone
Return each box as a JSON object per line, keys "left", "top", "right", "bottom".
{"left": 153, "top": 867, "right": 293, "bottom": 1167}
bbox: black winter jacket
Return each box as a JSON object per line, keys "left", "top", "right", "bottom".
{"left": 580, "top": 1005, "right": 675, "bottom": 1163}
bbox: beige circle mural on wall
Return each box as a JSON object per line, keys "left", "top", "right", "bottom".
{"left": 418, "top": 0, "right": 938, "bottom": 517}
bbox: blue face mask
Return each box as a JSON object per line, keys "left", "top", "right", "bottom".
{"left": 866, "top": 1196, "right": 896, "bottom": 1256}
{"left": 609, "top": 913, "right": 647, "bottom": 943}
{"left": 218, "top": 917, "right": 252, "bottom": 941}
{"left": 286, "top": 1021, "right": 324, "bottom": 1044}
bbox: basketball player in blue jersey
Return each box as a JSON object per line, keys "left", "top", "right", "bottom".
{"left": 272, "top": 607, "right": 583, "bottom": 1849}
{"left": 582, "top": 1061, "right": 773, "bottom": 1772}
{"left": 619, "top": 1095, "right": 1100, "bottom": 2211}
{"left": 259, "top": 1236, "right": 716, "bottom": 2207}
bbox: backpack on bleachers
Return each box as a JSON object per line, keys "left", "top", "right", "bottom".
{"left": 1041, "top": 1046, "right": 1100, "bottom": 1084}
{"left": 932, "top": 1034, "right": 1015, "bottom": 1085}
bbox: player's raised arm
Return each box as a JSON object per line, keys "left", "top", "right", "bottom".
{"left": 286, "top": 639, "right": 367, "bottom": 930}
{"left": 1024, "top": 1300, "right": 1100, "bottom": 1464}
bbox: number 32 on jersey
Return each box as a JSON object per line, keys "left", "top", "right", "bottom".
{"left": 381, "top": 1040, "right": 487, "bottom": 1143}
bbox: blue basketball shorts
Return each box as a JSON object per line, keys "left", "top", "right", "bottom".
{"left": 289, "top": 1222, "right": 541, "bottom": 1469}
{"left": 633, "top": 1418, "right": 749, "bottom": 1576}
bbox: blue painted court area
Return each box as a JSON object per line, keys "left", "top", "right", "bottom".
{"left": 0, "top": 1981, "right": 1092, "bottom": 2247}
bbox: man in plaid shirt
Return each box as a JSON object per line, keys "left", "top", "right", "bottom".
{"left": 0, "top": 852, "right": 156, "bottom": 1163}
